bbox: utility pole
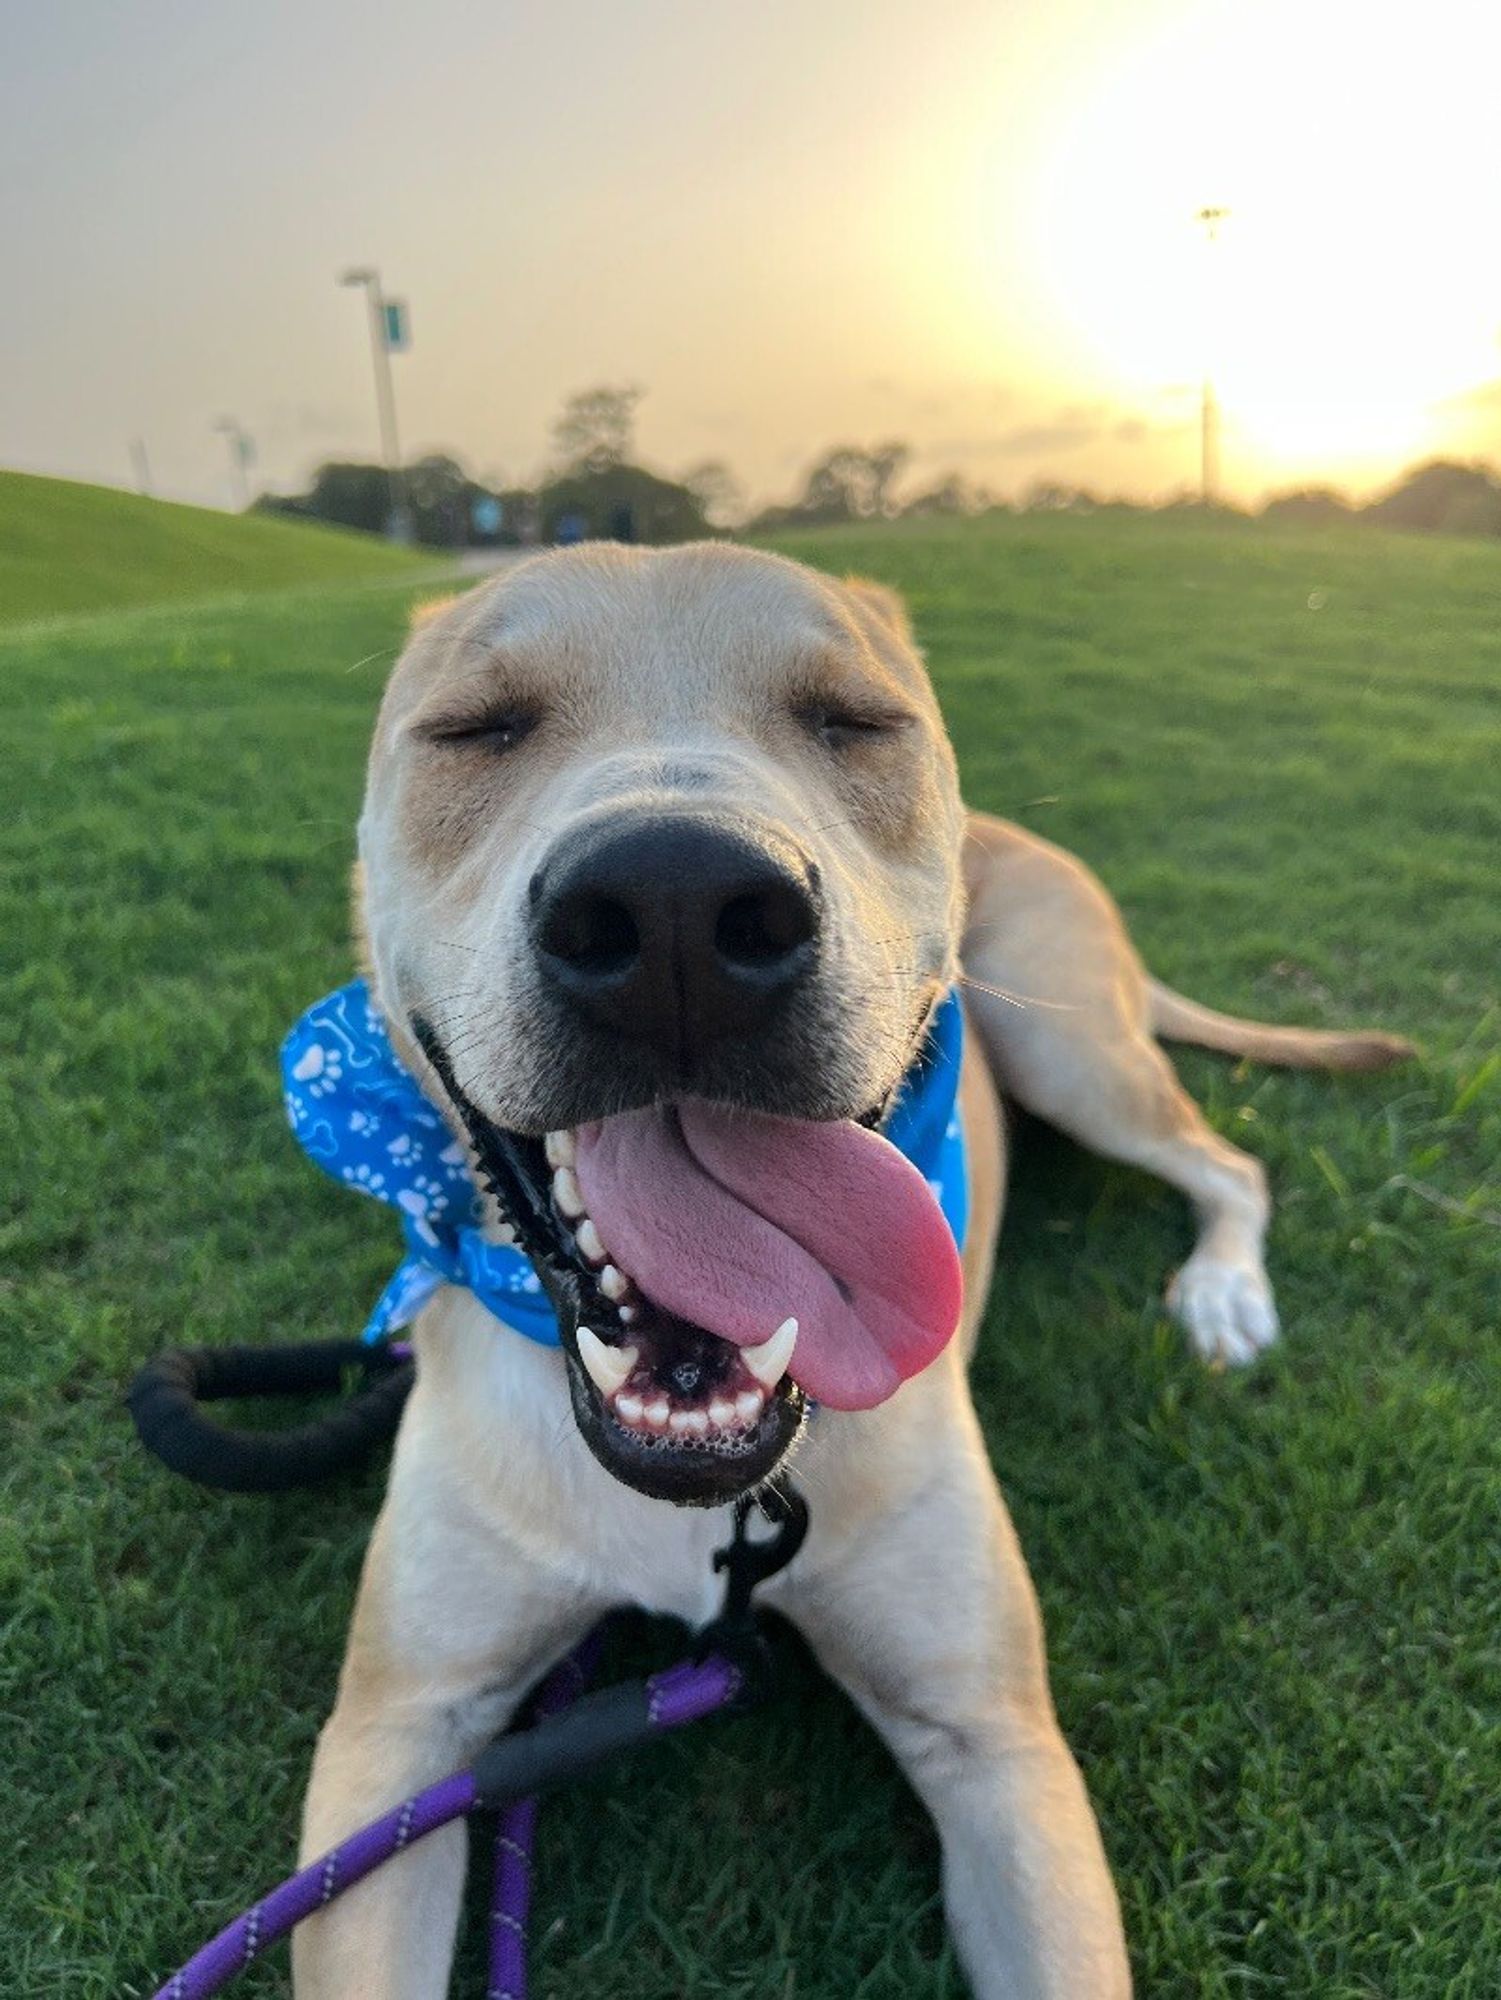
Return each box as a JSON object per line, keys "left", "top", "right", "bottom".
{"left": 339, "top": 266, "right": 412, "bottom": 541}
{"left": 213, "top": 417, "right": 255, "bottom": 511}
{"left": 128, "top": 437, "right": 153, "bottom": 497}
{"left": 1195, "top": 206, "right": 1230, "bottom": 506}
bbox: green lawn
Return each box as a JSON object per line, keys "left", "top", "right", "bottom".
{"left": 3, "top": 516, "right": 1497, "bottom": 1997}
{"left": 0, "top": 469, "right": 431, "bottom": 625}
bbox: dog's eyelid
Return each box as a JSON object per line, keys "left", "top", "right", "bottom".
{"left": 410, "top": 705, "right": 541, "bottom": 750}
{"left": 796, "top": 697, "right": 917, "bottom": 742}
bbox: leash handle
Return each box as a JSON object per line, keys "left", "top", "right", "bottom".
{"left": 127, "top": 1340, "right": 413, "bottom": 1493}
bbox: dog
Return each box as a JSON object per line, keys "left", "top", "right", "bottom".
{"left": 292, "top": 542, "right": 1411, "bottom": 1997}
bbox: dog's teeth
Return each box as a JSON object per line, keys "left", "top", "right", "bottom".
{"left": 544, "top": 1130, "right": 576, "bottom": 1169}
{"left": 735, "top": 1389, "right": 765, "bottom": 1424}
{"left": 669, "top": 1409, "right": 696, "bottom": 1435}
{"left": 708, "top": 1397, "right": 737, "bottom": 1429}
{"left": 599, "top": 1263, "right": 630, "bottom": 1302}
{"left": 619, "top": 1303, "right": 642, "bottom": 1325}
{"left": 742, "top": 1317, "right": 798, "bottom": 1389}
{"left": 576, "top": 1326, "right": 638, "bottom": 1397}
{"left": 680, "top": 1407, "right": 710, "bottom": 1435}
{"left": 552, "top": 1167, "right": 585, "bottom": 1219}
{"left": 576, "top": 1219, "right": 605, "bottom": 1264}
{"left": 644, "top": 1397, "right": 670, "bottom": 1429}
{"left": 615, "top": 1393, "right": 644, "bottom": 1424}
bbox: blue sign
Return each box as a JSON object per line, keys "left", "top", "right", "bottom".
{"left": 383, "top": 300, "right": 409, "bottom": 351}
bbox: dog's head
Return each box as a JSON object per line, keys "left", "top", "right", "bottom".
{"left": 361, "top": 543, "right": 965, "bottom": 1505}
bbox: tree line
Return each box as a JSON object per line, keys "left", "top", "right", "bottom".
{"left": 254, "top": 384, "right": 1501, "bottom": 547}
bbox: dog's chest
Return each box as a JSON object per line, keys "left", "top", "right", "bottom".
{"left": 428, "top": 1304, "right": 741, "bottom": 1627}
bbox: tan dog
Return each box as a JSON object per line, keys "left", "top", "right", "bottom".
{"left": 293, "top": 543, "right": 1410, "bottom": 1998}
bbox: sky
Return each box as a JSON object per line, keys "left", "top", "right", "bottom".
{"left": 3, "top": 0, "right": 1500, "bottom": 513}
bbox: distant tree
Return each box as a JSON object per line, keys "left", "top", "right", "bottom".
{"left": 552, "top": 385, "right": 642, "bottom": 475}
{"left": 536, "top": 461, "right": 711, "bottom": 545}
{"left": 1365, "top": 459, "right": 1501, "bottom": 536}
{"left": 683, "top": 459, "right": 744, "bottom": 530}
{"left": 1154, "top": 489, "right": 1247, "bottom": 519}
{"left": 747, "top": 441, "right": 913, "bottom": 532}
{"left": 493, "top": 486, "right": 542, "bottom": 546}
{"left": 257, "top": 454, "right": 509, "bottom": 548}
{"left": 1260, "top": 486, "right": 1354, "bottom": 527}
{"left": 901, "top": 472, "right": 976, "bottom": 517}
{"left": 255, "top": 461, "right": 391, "bottom": 534}
{"left": 804, "top": 441, "right": 911, "bottom": 520}
{"left": 1022, "top": 480, "right": 1098, "bottom": 514}
{"left": 405, "top": 454, "right": 478, "bottom": 547}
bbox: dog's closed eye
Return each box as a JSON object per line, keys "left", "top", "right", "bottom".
{"left": 796, "top": 699, "right": 914, "bottom": 753}
{"left": 414, "top": 707, "right": 540, "bottom": 754}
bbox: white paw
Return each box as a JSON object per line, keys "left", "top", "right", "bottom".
{"left": 1166, "top": 1257, "right": 1280, "bottom": 1368}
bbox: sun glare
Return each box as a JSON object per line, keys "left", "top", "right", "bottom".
{"left": 987, "top": 0, "right": 1501, "bottom": 495}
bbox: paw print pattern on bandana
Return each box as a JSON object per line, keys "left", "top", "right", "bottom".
{"left": 282, "top": 979, "right": 565, "bottom": 1348}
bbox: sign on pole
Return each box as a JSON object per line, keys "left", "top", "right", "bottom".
{"left": 383, "top": 300, "right": 410, "bottom": 351}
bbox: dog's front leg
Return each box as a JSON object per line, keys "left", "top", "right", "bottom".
{"left": 292, "top": 1467, "right": 602, "bottom": 1999}
{"left": 779, "top": 1410, "right": 1131, "bottom": 1999}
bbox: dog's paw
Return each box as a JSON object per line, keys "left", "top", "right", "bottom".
{"left": 1166, "top": 1256, "right": 1280, "bottom": 1368}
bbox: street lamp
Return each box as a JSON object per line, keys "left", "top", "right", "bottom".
{"left": 213, "top": 416, "right": 255, "bottom": 511}
{"left": 339, "top": 266, "right": 413, "bottom": 542}
{"left": 1194, "top": 207, "right": 1230, "bottom": 506}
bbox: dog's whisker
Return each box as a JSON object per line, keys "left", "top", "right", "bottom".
{"left": 343, "top": 646, "right": 399, "bottom": 676}
{"left": 956, "top": 973, "right": 1078, "bottom": 1013}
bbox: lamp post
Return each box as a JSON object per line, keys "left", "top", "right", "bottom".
{"left": 339, "top": 266, "right": 412, "bottom": 542}
{"left": 213, "top": 417, "right": 255, "bottom": 511}
{"left": 1195, "top": 206, "right": 1230, "bottom": 506}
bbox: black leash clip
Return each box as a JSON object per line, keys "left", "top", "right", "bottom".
{"left": 698, "top": 1477, "right": 809, "bottom": 1707}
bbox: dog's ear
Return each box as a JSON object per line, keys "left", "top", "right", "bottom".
{"left": 408, "top": 593, "right": 461, "bottom": 633}
{"left": 842, "top": 575, "right": 913, "bottom": 645}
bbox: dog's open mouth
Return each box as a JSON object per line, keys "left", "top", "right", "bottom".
{"left": 412, "top": 1021, "right": 962, "bottom": 1506}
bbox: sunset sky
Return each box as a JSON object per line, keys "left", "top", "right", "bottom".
{"left": 5, "top": 0, "right": 1500, "bottom": 513}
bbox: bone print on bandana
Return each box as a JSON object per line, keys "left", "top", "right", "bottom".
{"left": 282, "top": 979, "right": 967, "bottom": 1351}
{"left": 282, "top": 981, "right": 554, "bottom": 1345}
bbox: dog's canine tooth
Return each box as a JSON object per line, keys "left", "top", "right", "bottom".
{"left": 576, "top": 1219, "right": 606, "bottom": 1264}
{"left": 576, "top": 1326, "right": 638, "bottom": 1397}
{"left": 599, "top": 1263, "right": 630, "bottom": 1301}
{"left": 742, "top": 1316, "right": 798, "bottom": 1389}
{"left": 544, "top": 1130, "right": 576, "bottom": 1169}
{"left": 552, "top": 1166, "right": 585, "bottom": 1219}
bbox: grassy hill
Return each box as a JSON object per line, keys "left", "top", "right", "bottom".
{"left": 0, "top": 468, "right": 431, "bottom": 624}
{"left": 2, "top": 516, "right": 1497, "bottom": 1996}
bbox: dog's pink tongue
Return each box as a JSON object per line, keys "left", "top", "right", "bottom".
{"left": 573, "top": 1104, "right": 962, "bottom": 1411}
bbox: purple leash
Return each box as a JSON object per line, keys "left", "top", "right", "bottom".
{"left": 152, "top": 1643, "right": 744, "bottom": 2000}
{"left": 146, "top": 1482, "right": 809, "bottom": 2000}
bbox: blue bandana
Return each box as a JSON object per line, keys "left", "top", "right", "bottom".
{"left": 282, "top": 979, "right": 967, "bottom": 1348}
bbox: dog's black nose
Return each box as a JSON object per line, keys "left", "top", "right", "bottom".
{"left": 531, "top": 816, "right": 820, "bottom": 1060}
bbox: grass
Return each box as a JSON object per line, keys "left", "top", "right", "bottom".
{"left": 0, "top": 469, "right": 431, "bottom": 625}
{"left": 2, "top": 515, "right": 1497, "bottom": 1997}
